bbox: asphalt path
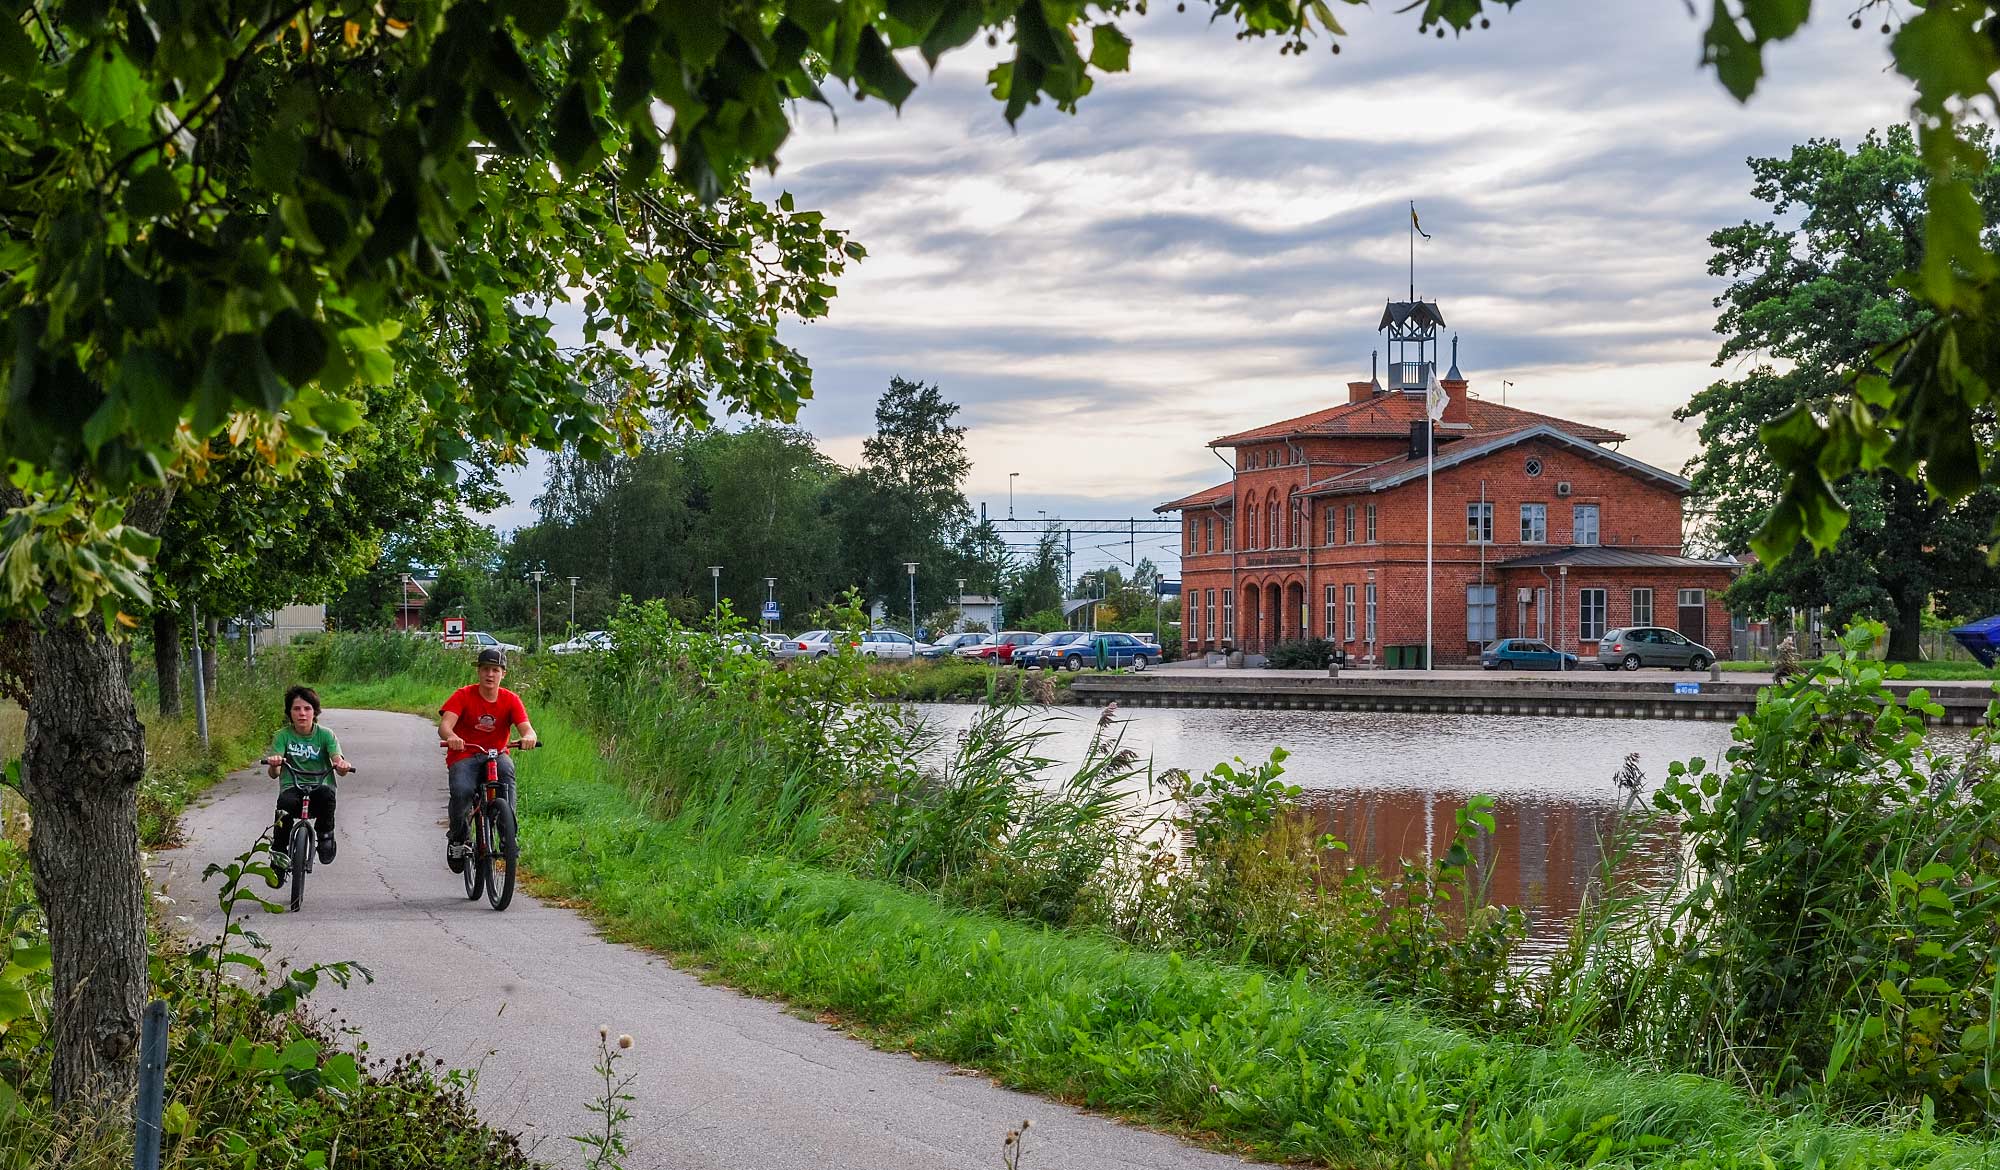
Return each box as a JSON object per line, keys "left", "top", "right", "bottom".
{"left": 158, "top": 708, "right": 1249, "bottom": 1170}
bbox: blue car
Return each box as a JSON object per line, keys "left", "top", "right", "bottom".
{"left": 1480, "top": 638, "right": 1580, "bottom": 671}
{"left": 1015, "top": 631, "right": 1089, "bottom": 669}
{"left": 1042, "top": 632, "right": 1160, "bottom": 671}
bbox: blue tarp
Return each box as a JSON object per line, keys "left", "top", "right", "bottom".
{"left": 1949, "top": 614, "right": 2000, "bottom": 668}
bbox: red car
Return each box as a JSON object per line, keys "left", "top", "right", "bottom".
{"left": 958, "top": 630, "right": 1041, "bottom": 664}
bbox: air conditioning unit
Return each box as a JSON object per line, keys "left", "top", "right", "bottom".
{"left": 1555, "top": 481, "right": 1573, "bottom": 497}
{"left": 1516, "top": 588, "right": 1535, "bottom": 602}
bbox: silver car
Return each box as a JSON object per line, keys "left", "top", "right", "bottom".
{"left": 1595, "top": 626, "right": 1714, "bottom": 671}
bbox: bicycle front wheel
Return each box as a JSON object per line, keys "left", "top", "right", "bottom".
{"left": 484, "top": 801, "right": 516, "bottom": 911}
{"left": 288, "top": 824, "right": 312, "bottom": 913}
{"left": 461, "top": 813, "right": 484, "bottom": 901}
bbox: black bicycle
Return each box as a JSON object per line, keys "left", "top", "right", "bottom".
{"left": 268, "top": 759, "right": 355, "bottom": 913}
{"left": 458, "top": 741, "right": 531, "bottom": 910}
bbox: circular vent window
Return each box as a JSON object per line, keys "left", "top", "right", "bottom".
{"left": 1524, "top": 457, "right": 1544, "bottom": 477}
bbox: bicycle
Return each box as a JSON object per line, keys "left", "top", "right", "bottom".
{"left": 455, "top": 740, "right": 532, "bottom": 910}
{"left": 266, "top": 757, "right": 355, "bottom": 914}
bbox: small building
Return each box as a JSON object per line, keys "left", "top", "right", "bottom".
{"left": 257, "top": 603, "right": 327, "bottom": 647}
{"left": 394, "top": 577, "right": 432, "bottom": 631}
{"left": 1158, "top": 298, "right": 1737, "bottom": 664}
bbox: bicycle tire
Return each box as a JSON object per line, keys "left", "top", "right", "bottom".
{"left": 461, "top": 809, "right": 484, "bottom": 901}
{"left": 484, "top": 801, "right": 516, "bottom": 911}
{"left": 288, "top": 823, "right": 312, "bottom": 913}
{"left": 473, "top": 805, "right": 496, "bottom": 909}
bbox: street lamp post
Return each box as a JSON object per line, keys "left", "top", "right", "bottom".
{"left": 709, "top": 566, "right": 723, "bottom": 622}
{"left": 955, "top": 578, "right": 966, "bottom": 633}
{"left": 529, "top": 569, "right": 546, "bottom": 653}
{"left": 904, "top": 562, "right": 919, "bottom": 641}
{"left": 1008, "top": 472, "right": 1019, "bottom": 520}
{"left": 567, "top": 576, "right": 579, "bottom": 637}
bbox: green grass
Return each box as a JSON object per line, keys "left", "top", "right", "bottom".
{"left": 469, "top": 702, "right": 2000, "bottom": 1170}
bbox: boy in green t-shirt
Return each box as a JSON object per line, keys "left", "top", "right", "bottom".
{"left": 264, "top": 686, "right": 353, "bottom": 885}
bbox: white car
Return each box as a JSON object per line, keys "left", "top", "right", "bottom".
{"left": 456, "top": 631, "right": 524, "bottom": 654}
{"left": 928, "top": 632, "right": 992, "bottom": 658}
{"left": 550, "top": 631, "right": 612, "bottom": 654}
{"left": 858, "top": 629, "right": 933, "bottom": 660}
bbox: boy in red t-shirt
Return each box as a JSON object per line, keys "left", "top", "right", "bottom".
{"left": 438, "top": 648, "right": 538, "bottom": 872}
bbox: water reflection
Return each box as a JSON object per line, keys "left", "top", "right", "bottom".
{"left": 905, "top": 703, "right": 1733, "bottom": 959}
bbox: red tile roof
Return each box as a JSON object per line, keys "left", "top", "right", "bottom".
{"left": 1154, "top": 481, "right": 1235, "bottom": 513}
{"left": 1210, "top": 393, "right": 1624, "bottom": 446}
{"left": 1298, "top": 423, "right": 1688, "bottom": 498}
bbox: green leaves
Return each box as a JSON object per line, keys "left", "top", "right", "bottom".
{"left": 66, "top": 40, "right": 145, "bottom": 129}
{"left": 1088, "top": 24, "right": 1131, "bottom": 73}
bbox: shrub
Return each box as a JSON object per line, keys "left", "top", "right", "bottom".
{"left": 1264, "top": 637, "right": 1336, "bottom": 669}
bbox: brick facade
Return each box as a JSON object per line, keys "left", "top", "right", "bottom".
{"left": 1161, "top": 374, "right": 1737, "bottom": 665}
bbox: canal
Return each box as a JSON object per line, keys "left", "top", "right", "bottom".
{"left": 906, "top": 702, "right": 1736, "bottom": 960}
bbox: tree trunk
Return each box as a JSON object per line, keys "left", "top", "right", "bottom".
{"left": 1887, "top": 590, "right": 1926, "bottom": 662}
{"left": 22, "top": 614, "right": 150, "bottom": 1111}
{"left": 152, "top": 610, "right": 181, "bottom": 720}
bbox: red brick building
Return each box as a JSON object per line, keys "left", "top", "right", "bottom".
{"left": 1159, "top": 301, "right": 1737, "bottom": 665}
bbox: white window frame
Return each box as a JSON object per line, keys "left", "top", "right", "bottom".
{"left": 1678, "top": 588, "right": 1706, "bottom": 608}
{"left": 1466, "top": 584, "right": 1497, "bottom": 643}
{"left": 1580, "top": 588, "right": 1608, "bottom": 641}
{"left": 1365, "top": 503, "right": 1378, "bottom": 544}
{"left": 1364, "top": 582, "right": 1377, "bottom": 643}
{"left": 1466, "top": 501, "right": 1493, "bottom": 544}
{"left": 1573, "top": 503, "right": 1600, "bottom": 547}
{"left": 1222, "top": 589, "right": 1234, "bottom": 643}
{"left": 1324, "top": 584, "right": 1337, "bottom": 640}
{"left": 1344, "top": 584, "right": 1357, "bottom": 641}
{"left": 1631, "top": 587, "right": 1653, "bottom": 627}
{"left": 1344, "top": 504, "right": 1356, "bottom": 544}
{"left": 1520, "top": 503, "right": 1547, "bottom": 544}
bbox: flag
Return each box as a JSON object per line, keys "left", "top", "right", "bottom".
{"left": 1411, "top": 206, "right": 1431, "bottom": 240}
{"left": 1425, "top": 367, "right": 1449, "bottom": 422}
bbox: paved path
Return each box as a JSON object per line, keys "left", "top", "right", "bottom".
{"left": 157, "top": 709, "right": 1248, "bottom": 1170}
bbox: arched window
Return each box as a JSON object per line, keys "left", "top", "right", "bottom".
{"left": 1266, "top": 494, "right": 1281, "bottom": 550}
{"left": 1245, "top": 495, "right": 1259, "bottom": 548}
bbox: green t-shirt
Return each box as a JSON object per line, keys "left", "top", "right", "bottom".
{"left": 268, "top": 725, "right": 341, "bottom": 789}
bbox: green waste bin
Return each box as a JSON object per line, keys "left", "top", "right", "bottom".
{"left": 1384, "top": 645, "right": 1405, "bottom": 669}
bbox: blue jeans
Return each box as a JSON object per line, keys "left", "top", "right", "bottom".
{"left": 448, "top": 754, "right": 516, "bottom": 848}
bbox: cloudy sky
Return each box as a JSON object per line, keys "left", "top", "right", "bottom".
{"left": 486, "top": 2, "right": 1912, "bottom": 576}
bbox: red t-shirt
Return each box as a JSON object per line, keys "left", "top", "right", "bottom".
{"left": 440, "top": 686, "right": 529, "bottom": 765}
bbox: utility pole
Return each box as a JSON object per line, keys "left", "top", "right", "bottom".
{"left": 1008, "top": 472, "right": 1019, "bottom": 519}
{"left": 955, "top": 578, "right": 966, "bottom": 632}
{"left": 709, "top": 566, "right": 722, "bottom": 623}
{"left": 567, "top": 575, "right": 579, "bottom": 636}
{"left": 529, "top": 568, "right": 545, "bottom": 653}
{"left": 189, "top": 602, "right": 208, "bottom": 748}
{"left": 904, "top": 562, "right": 919, "bottom": 640}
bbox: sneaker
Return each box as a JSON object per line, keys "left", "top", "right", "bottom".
{"left": 317, "top": 832, "right": 337, "bottom": 864}
{"left": 446, "top": 839, "right": 466, "bottom": 873}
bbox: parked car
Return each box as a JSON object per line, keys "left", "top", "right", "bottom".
{"left": 857, "top": 629, "right": 935, "bottom": 660}
{"left": 454, "top": 631, "right": 524, "bottom": 654}
{"left": 958, "top": 630, "right": 1040, "bottom": 664}
{"left": 1014, "top": 630, "right": 1090, "bottom": 669}
{"left": 1045, "top": 632, "right": 1158, "bottom": 671}
{"left": 926, "top": 632, "right": 991, "bottom": 659}
{"left": 1479, "top": 638, "right": 1580, "bottom": 671}
{"left": 783, "top": 629, "right": 856, "bottom": 659}
{"left": 1595, "top": 627, "right": 1714, "bottom": 671}
{"left": 550, "top": 630, "right": 612, "bottom": 655}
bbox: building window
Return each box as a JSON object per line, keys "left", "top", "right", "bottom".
{"left": 1246, "top": 500, "right": 1259, "bottom": 549}
{"left": 1324, "top": 584, "right": 1336, "bottom": 638}
{"left": 1222, "top": 589, "right": 1234, "bottom": 643}
{"left": 1344, "top": 584, "right": 1356, "bottom": 641}
{"left": 1205, "top": 589, "right": 1216, "bottom": 644}
{"left": 1203, "top": 516, "right": 1213, "bottom": 553}
{"left": 1580, "top": 588, "right": 1607, "bottom": 641}
{"left": 1364, "top": 582, "right": 1377, "bottom": 643}
{"left": 1520, "top": 503, "right": 1547, "bottom": 544}
{"left": 1221, "top": 515, "right": 1232, "bottom": 551}
{"left": 1467, "top": 584, "right": 1497, "bottom": 643}
{"left": 1573, "top": 504, "right": 1600, "bottom": 546}
{"left": 1323, "top": 505, "right": 1337, "bottom": 546}
{"left": 1293, "top": 500, "right": 1305, "bottom": 548}
{"left": 1184, "top": 520, "right": 1194, "bottom": 554}
{"left": 1365, "top": 503, "right": 1378, "bottom": 543}
{"left": 1268, "top": 499, "right": 1281, "bottom": 549}
{"left": 1678, "top": 588, "right": 1705, "bottom": 608}
{"left": 1466, "top": 502, "right": 1493, "bottom": 544}
{"left": 1631, "top": 587, "right": 1653, "bottom": 627}
{"left": 1344, "top": 504, "right": 1356, "bottom": 544}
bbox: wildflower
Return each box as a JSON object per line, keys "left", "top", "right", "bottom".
{"left": 617, "top": 1034, "right": 633, "bottom": 1049}
{"left": 152, "top": 892, "right": 174, "bottom": 906}
{"left": 598, "top": 1024, "right": 609, "bottom": 1039}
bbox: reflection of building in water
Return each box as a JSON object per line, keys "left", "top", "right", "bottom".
{"left": 1296, "top": 790, "right": 1675, "bottom": 954}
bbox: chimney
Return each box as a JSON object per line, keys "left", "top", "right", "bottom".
{"left": 1348, "top": 380, "right": 1375, "bottom": 404}
{"left": 1408, "top": 421, "right": 1433, "bottom": 459}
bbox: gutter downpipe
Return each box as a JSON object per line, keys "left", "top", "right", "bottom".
{"left": 1538, "top": 566, "right": 1555, "bottom": 651}
{"left": 1212, "top": 444, "right": 1238, "bottom": 657}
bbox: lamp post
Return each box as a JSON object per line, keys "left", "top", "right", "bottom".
{"left": 1008, "top": 472, "right": 1019, "bottom": 519}
{"left": 764, "top": 577, "right": 777, "bottom": 633}
{"left": 709, "top": 566, "right": 723, "bottom": 622}
{"left": 904, "top": 562, "right": 919, "bottom": 640}
{"left": 529, "top": 568, "right": 546, "bottom": 653}
{"left": 400, "top": 572, "right": 412, "bottom": 631}
{"left": 566, "top": 575, "right": 579, "bottom": 637}
{"left": 1558, "top": 564, "right": 1569, "bottom": 672}
{"left": 955, "top": 578, "right": 966, "bottom": 633}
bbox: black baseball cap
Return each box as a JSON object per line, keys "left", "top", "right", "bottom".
{"left": 476, "top": 648, "right": 507, "bottom": 667}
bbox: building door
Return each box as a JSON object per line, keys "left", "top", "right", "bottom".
{"left": 1677, "top": 588, "right": 1707, "bottom": 646}
{"left": 1535, "top": 588, "right": 1549, "bottom": 642}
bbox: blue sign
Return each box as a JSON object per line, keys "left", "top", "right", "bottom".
{"left": 1156, "top": 580, "right": 1182, "bottom": 597}
{"left": 1674, "top": 682, "right": 1701, "bottom": 695}
{"left": 760, "top": 601, "right": 781, "bottom": 622}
